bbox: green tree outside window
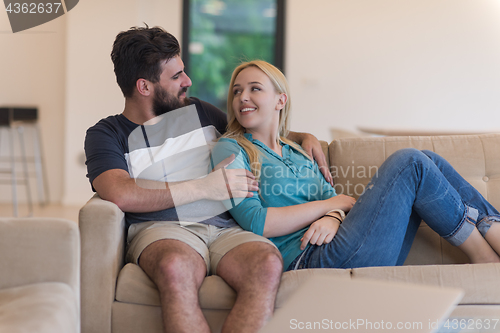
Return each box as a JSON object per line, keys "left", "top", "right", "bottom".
{"left": 184, "top": 0, "right": 280, "bottom": 112}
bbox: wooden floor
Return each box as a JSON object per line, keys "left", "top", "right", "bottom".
{"left": 0, "top": 203, "right": 82, "bottom": 223}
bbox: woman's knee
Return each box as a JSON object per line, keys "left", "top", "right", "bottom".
{"left": 421, "top": 149, "right": 438, "bottom": 160}
{"left": 387, "top": 148, "right": 427, "bottom": 165}
{"left": 375, "top": 148, "right": 433, "bottom": 180}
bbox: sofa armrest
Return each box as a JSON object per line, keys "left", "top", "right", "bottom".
{"left": 80, "top": 195, "right": 126, "bottom": 333}
{"left": 0, "top": 218, "right": 80, "bottom": 293}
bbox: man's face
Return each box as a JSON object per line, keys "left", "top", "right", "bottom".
{"left": 152, "top": 55, "right": 192, "bottom": 116}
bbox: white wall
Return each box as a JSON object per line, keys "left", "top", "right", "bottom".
{"left": 286, "top": 0, "right": 500, "bottom": 141}
{"left": 0, "top": 10, "right": 66, "bottom": 204}
{"left": 63, "top": 0, "right": 183, "bottom": 205}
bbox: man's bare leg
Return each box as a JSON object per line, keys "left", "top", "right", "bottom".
{"left": 216, "top": 242, "right": 283, "bottom": 333}
{"left": 139, "top": 239, "right": 209, "bottom": 333}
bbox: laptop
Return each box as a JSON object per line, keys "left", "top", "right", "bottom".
{"left": 260, "top": 275, "right": 463, "bottom": 333}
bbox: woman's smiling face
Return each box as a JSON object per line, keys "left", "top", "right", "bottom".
{"left": 232, "top": 66, "right": 286, "bottom": 134}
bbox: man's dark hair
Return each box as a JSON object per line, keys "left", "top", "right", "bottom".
{"left": 111, "top": 25, "right": 181, "bottom": 98}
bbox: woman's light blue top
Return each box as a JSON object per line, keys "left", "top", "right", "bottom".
{"left": 211, "top": 133, "right": 336, "bottom": 270}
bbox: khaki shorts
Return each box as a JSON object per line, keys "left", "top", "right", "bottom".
{"left": 126, "top": 221, "right": 276, "bottom": 275}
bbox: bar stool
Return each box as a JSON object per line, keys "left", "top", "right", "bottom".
{"left": 0, "top": 107, "right": 49, "bottom": 216}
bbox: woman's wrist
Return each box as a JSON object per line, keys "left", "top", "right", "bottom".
{"left": 326, "top": 209, "right": 345, "bottom": 220}
{"left": 323, "top": 213, "right": 342, "bottom": 224}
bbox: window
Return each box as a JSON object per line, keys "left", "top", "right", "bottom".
{"left": 182, "top": 0, "right": 285, "bottom": 112}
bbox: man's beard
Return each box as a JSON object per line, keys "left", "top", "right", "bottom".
{"left": 152, "top": 85, "right": 190, "bottom": 117}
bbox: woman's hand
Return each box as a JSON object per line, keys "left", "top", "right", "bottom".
{"left": 324, "top": 194, "right": 356, "bottom": 213}
{"left": 300, "top": 215, "right": 341, "bottom": 250}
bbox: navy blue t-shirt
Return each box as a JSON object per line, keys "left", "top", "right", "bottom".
{"left": 84, "top": 97, "right": 236, "bottom": 227}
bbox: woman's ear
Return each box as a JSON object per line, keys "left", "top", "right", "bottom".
{"left": 276, "top": 93, "right": 287, "bottom": 111}
{"left": 136, "top": 78, "right": 152, "bottom": 97}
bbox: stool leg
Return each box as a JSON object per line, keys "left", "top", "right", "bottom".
{"left": 9, "top": 127, "right": 18, "bottom": 217}
{"left": 33, "top": 124, "right": 49, "bottom": 205}
{"left": 17, "top": 126, "right": 33, "bottom": 217}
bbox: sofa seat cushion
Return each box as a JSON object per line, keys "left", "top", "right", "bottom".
{"left": 116, "top": 263, "right": 500, "bottom": 309}
{"left": 352, "top": 263, "right": 500, "bottom": 304}
{"left": 115, "top": 263, "right": 351, "bottom": 309}
{"left": 0, "top": 282, "right": 79, "bottom": 333}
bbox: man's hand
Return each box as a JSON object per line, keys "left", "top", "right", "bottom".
{"left": 206, "top": 154, "right": 258, "bottom": 201}
{"left": 300, "top": 215, "right": 341, "bottom": 250}
{"left": 292, "top": 132, "right": 333, "bottom": 186}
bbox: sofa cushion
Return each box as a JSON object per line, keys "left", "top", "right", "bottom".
{"left": 115, "top": 263, "right": 351, "bottom": 309}
{"left": 329, "top": 134, "right": 500, "bottom": 208}
{"left": 115, "top": 264, "right": 243, "bottom": 309}
{"left": 351, "top": 263, "right": 500, "bottom": 304}
{"left": 116, "top": 260, "right": 500, "bottom": 308}
{"left": 0, "top": 282, "right": 79, "bottom": 333}
{"left": 0, "top": 218, "right": 80, "bottom": 292}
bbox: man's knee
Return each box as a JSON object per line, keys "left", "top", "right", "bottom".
{"left": 262, "top": 247, "right": 283, "bottom": 271}
{"left": 234, "top": 244, "right": 282, "bottom": 291}
{"left": 156, "top": 253, "right": 193, "bottom": 282}
{"left": 219, "top": 242, "right": 283, "bottom": 281}
{"left": 252, "top": 245, "right": 283, "bottom": 281}
{"left": 140, "top": 241, "right": 206, "bottom": 287}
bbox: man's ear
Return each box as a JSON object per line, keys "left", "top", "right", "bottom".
{"left": 136, "top": 78, "right": 152, "bottom": 97}
{"left": 276, "top": 93, "right": 288, "bottom": 111}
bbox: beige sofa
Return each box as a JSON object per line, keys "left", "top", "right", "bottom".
{"left": 80, "top": 133, "right": 500, "bottom": 333}
{"left": 0, "top": 218, "right": 80, "bottom": 333}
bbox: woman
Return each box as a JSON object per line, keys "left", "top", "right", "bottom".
{"left": 211, "top": 60, "right": 500, "bottom": 271}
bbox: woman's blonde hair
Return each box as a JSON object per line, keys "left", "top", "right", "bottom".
{"left": 224, "top": 60, "right": 310, "bottom": 179}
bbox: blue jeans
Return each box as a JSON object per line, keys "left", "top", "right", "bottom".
{"left": 288, "top": 148, "right": 500, "bottom": 271}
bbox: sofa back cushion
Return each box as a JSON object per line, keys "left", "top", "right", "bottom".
{"left": 328, "top": 134, "right": 500, "bottom": 208}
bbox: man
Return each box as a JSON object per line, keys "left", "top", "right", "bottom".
{"left": 85, "top": 26, "right": 331, "bottom": 333}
